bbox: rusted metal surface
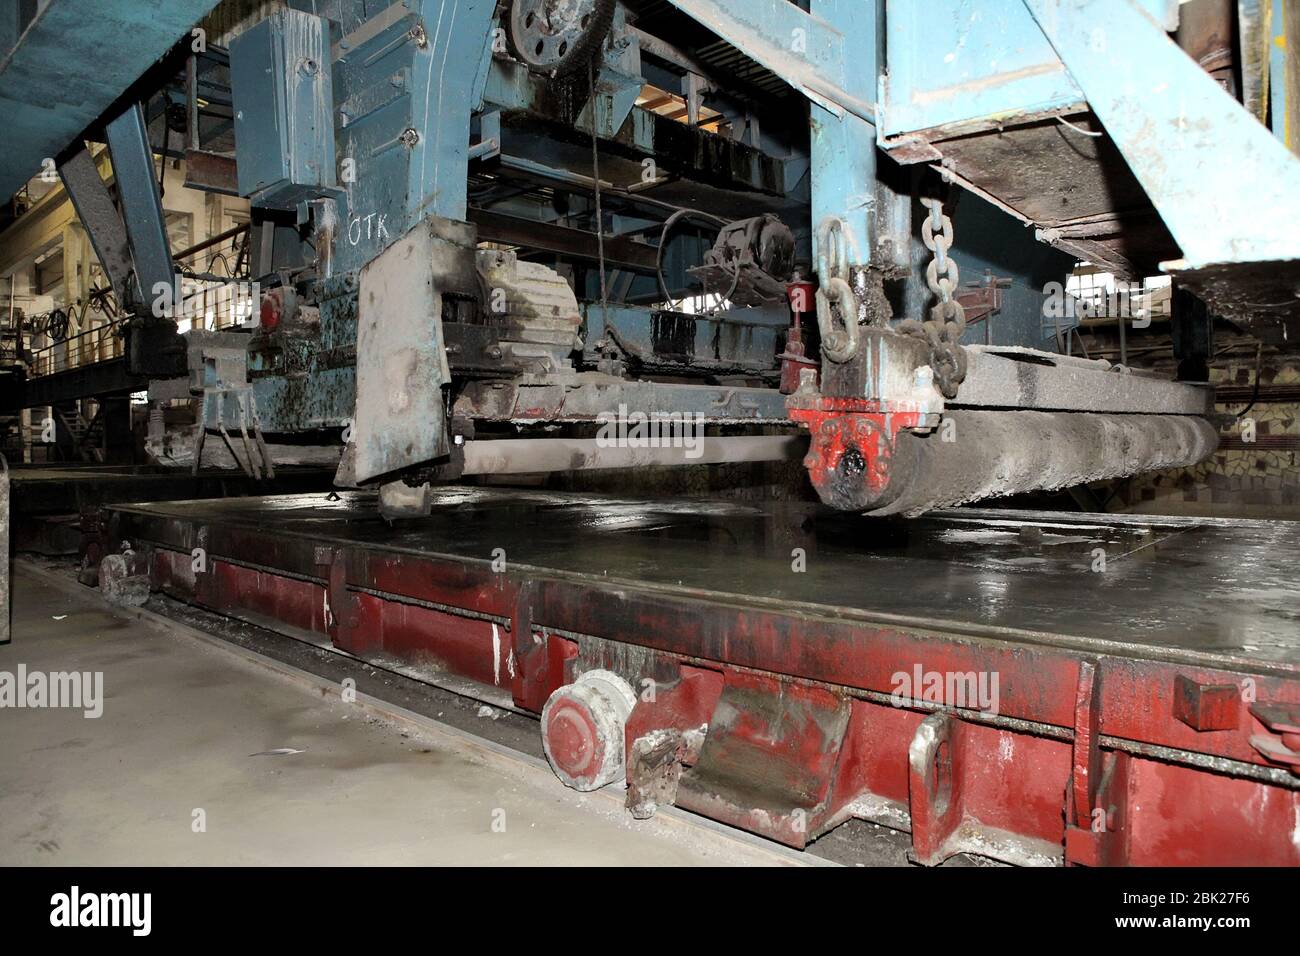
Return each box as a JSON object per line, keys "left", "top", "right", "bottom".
{"left": 182, "top": 149, "right": 239, "bottom": 196}
{"left": 675, "top": 671, "right": 852, "bottom": 846}
{"left": 952, "top": 283, "right": 1001, "bottom": 324}
{"left": 541, "top": 669, "right": 637, "bottom": 790}
{"left": 787, "top": 397, "right": 927, "bottom": 512}
{"left": 797, "top": 321, "right": 1216, "bottom": 513}
{"left": 97, "top": 489, "right": 1300, "bottom": 864}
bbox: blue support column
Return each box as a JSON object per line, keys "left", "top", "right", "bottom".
{"left": 809, "top": 0, "right": 879, "bottom": 271}
{"left": 1271, "top": 0, "right": 1292, "bottom": 150}
{"left": 812, "top": 0, "right": 913, "bottom": 285}
{"left": 405, "top": 0, "right": 498, "bottom": 223}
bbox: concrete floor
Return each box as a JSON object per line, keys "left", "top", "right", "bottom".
{"left": 0, "top": 566, "right": 801, "bottom": 866}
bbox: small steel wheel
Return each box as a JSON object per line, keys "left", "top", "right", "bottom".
{"left": 506, "top": 0, "right": 616, "bottom": 76}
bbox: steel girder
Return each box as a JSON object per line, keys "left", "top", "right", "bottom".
{"left": 0, "top": 0, "right": 222, "bottom": 201}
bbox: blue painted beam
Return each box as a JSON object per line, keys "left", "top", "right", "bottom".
{"left": 0, "top": 0, "right": 222, "bottom": 200}
{"left": 328, "top": 0, "right": 497, "bottom": 274}
{"left": 1271, "top": 0, "right": 1292, "bottom": 149}
{"left": 664, "top": 0, "right": 876, "bottom": 124}
{"left": 880, "top": 0, "right": 1177, "bottom": 140}
{"left": 1025, "top": 0, "right": 1300, "bottom": 270}
{"left": 881, "top": 0, "right": 1083, "bottom": 139}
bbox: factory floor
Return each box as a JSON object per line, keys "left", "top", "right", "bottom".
{"left": 0, "top": 565, "right": 802, "bottom": 867}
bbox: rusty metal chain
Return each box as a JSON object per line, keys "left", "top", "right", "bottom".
{"left": 815, "top": 216, "right": 861, "bottom": 363}
{"left": 899, "top": 197, "right": 967, "bottom": 398}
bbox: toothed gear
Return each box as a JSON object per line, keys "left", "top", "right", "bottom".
{"left": 506, "top": 0, "right": 616, "bottom": 76}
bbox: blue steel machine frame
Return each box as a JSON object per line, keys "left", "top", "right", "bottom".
{"left": 5, "top": 0, "right": 1300, "bottom": 868}
{"left": 2, "top": 0, "right": 1296, "bottom": 510}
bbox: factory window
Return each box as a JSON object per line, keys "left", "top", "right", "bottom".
{"left": 1065, "top": 267, "right": 1171, "bottom": 323}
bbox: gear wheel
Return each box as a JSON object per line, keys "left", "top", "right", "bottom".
{"left": 506, "top": 0, "right": 616, "bottom": 76}
{"left": 47, "top": 309, "right": 69, "bottom": 343}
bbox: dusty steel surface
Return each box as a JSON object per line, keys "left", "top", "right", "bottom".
{"left": 956, "top": 348, "right": 1213, "bottom": 416}
{"left": 106, "top": 487, "right": 1300, "bottom": 668}
{"left": 352, "top": 217, "right": 474, "bottom": 484}
{"left": 871, "top": 410, "right": 1219, "bottom": 517}
{"left": 459, "top": 435, "right": 805, "bottom": 474}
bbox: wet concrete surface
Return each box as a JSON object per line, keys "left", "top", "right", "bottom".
{"left": 112, "top": 487, "right": 1300, "bottom": 669}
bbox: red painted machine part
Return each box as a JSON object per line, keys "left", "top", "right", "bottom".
{"left": 142, "top": 539, "right": 1300, "bottom": 866}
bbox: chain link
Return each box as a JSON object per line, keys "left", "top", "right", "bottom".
{"left": 815, "top": 216, "right": 860, "bottom": 362}
{"left": 899, "top": 197, "right": 967, "bottom": 398}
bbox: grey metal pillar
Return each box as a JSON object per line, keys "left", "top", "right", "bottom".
{"left": 59, "top": 148, "right": 136, "bottom": 305}
{"left": 104, "top": 102, "right": 175, "bottom": 305}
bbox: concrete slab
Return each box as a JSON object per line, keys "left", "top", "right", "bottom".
{"left": 0, "top": 566, "right": 803, "bottom": 866}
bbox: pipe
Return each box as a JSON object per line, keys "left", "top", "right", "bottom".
{"left": 171, "top": 223, "right": 250, "bottom": 264}
{"left": 812, "top": 410, "right": 1218, "bottom": 516}
{"left": 459, "top": 434, "right": 805, "bottom": 475}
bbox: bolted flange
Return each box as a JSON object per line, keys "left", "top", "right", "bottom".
{"left": 541, "top": 669, "right": 637, "bottom": 791}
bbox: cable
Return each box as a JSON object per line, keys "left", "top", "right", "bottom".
{"left": 719, "top": 257, "right": 742, "bottom": 309}
{"left": 206, "top": 252, "right": 232, "bottom": 277}
{"left": 655, "top": 208, "right": 730, "bottom": 308}
{"left": 654, "top": 209, "right": 689, "bottom": 307}
{"left": 1056, "top": 114, "right": 1103, "bottom": 138}
{"left": 1235, "top": 342, "right": 1264, "bottom": 419}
